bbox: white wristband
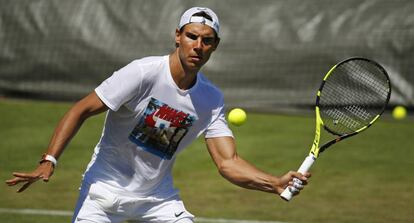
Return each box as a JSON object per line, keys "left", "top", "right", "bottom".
{"left": 40, "top": 154, "right": 57, "bottom": 167}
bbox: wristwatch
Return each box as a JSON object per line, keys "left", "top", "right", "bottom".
{"left": 39, "top": 153, "right": 57, "bottom": 167}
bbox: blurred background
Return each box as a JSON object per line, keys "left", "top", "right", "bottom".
{"left": 1, "top": 1, "right": 413, "bottom": 223}
{"left": 1, "top": 0, "right": 413, "bottom": 112}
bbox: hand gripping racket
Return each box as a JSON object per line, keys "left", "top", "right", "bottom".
{"left": 280, "top": 57, "right": 391, "bottom": 201}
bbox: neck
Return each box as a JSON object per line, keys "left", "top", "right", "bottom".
{"left": 169, "top": 49, "right": 198, "bottom": 90}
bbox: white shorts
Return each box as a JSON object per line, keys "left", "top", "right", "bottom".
{"left": 72, "top": 182, "right": 194, "bottom": 223}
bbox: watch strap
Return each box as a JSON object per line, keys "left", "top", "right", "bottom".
{"left": 40, "top": 154, "right": 57, "bottom": 167}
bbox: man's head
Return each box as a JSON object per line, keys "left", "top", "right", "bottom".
{"left": 178, "top": 7, "right": 220, "bottom": 39}
{"left": 175, "top": 7, "right": 221, "bottom": 71}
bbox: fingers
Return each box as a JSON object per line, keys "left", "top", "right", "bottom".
{"left": 5, "top": 177, "right": 24, "bottom": 186}
{"left": 5, "top": 172, "right": 34, "bottom": 186}
{"left": 286, "top": 179, "right": 303, "bottom": 195}
{"left": 12, "top": 172, "right": 33, "bottom": 178}
{"left": 301, "top": 172, "right": 311, "bottom": 180}
{"left": 5, "top": 162, "right": 54, "bottom": 192}
{"left": 290, "top": 171, "right": 310, "bottom": 182}
{"left": 288, "top": 185, "right": 300, "bottom": 195}
{"left": 5, "top": 176, "right": 38, "bottom": 193}
{"left": 292, "top": 178, "right": 304, "bottom": 189}
{"left": 284, "top": 171, "right": 311, "bottom": 196}
{"left": 5, "top": 170, "right": 51, "bottom": 192}
{"left": 5, "top": 177, "right": 35, "bottom": 186}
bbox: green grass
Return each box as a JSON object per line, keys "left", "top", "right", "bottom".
{"left": 1, "top": 99, "right": 413, "bottom": 223}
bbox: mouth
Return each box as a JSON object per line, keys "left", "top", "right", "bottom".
{"left": 189, "top": 55, "right": 202, "bottom": 62}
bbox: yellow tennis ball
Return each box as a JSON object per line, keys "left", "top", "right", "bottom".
{"left": 228, "top": 108, "right": 247, "bottom": 126}
{"left": 392, "top": 106, "right": 407, "bottom": 120}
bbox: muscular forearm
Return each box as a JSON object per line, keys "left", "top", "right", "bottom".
{"left": 206, "top": 137, "right": 309, "bottom": 196}
{"left": 217, "top": 155, "right": 279, "bottom": 193}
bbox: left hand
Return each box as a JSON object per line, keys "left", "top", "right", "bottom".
{"left": 5, "top": 161, "right": 55, "bottom": 193}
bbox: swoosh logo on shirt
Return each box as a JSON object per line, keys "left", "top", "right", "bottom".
{"left": 175, "top": 211, "right": 185, "bottom": 217}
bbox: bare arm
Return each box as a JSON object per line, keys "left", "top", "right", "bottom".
{"left": 45, "top": 91, "right": 108, "bottom": 159}
{"left": 205, "top": 136, "right": 310, "bottom": 195}
{"left": 5, "top": 91, "right": 108, "bottom": 192}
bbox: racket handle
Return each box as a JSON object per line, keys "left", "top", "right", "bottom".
{"left": 280, "top": 155, "right": 315, "bottom": 201}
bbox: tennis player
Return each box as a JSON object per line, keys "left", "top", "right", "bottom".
{"left": 6, "top": 7, "right": 310, "bottom": 223}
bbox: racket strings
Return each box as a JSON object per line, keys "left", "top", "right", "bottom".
{"left": 346, "top": 61, "right": 390, "bottom": 100}
{"left": 319, "top": 59, "right": 390, "bottom": 135}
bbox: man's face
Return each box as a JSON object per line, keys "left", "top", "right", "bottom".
{"left": 175, "top": 23, "right": 220, "bottom": 71}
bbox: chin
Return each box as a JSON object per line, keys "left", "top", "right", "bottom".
{"left": 186, "top": 62, "right": 204, "bottom": 70}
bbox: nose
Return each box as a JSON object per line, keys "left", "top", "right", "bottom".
{"left": 193, "top": 38, "right": 203, "bottom": 51}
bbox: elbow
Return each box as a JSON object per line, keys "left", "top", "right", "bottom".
{"left": 67, "top": 106, "right": 88, "bottom": 123}
{"left": 217, "top": 161, "right": 229, "bottom": 177}
{"left": 216, "top": 157, "right": 252, "bottom": 189}
{"left": 216, "top": 156, "right": 239, "bottom": 179}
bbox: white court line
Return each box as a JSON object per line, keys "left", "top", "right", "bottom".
{"left": 196, "top": 217, "right": 286, "bottom": 223}
{"left": 0, "top": 208, "right": 286, "bottom": 223}
{"left": 0, "top": 208, "right": 72, "bottom": 216}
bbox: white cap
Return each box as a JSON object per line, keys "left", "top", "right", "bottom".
{"left": 178, "top": 7, "right": 220, "bottom": 37}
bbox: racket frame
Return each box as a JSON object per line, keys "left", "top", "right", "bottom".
{"left": 280, "top": 57, "right": 391, "bottom": 201}
{"left": 315, "top": 57, "right": 391, "bottom": 155}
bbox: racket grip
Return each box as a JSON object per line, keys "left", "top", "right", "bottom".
{"left": 280, "top": 155, "right": 315, "bottom": 201}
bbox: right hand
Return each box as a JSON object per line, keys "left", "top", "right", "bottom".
{"left": 5, "top": 161, "right": 55, "bottom": 192}
{"left": 276, "top": 171, "right": 311, "bottom": 195}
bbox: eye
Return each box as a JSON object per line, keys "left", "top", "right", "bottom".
{"left": 202, "top": 37, "right": 215, "bottom": 45}
{"left": 186, "top": 33, "right": 198, "bottom": 40}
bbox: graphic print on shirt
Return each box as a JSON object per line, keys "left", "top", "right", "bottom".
{"left": 129, "top": 98, "right": 196, "bottom": 160}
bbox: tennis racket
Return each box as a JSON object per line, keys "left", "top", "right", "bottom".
{"left": 280, "top": 57, "right": 391, "bottom": 201}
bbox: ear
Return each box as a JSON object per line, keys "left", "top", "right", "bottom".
{"left": 175, "top": 28, "right": 181, "bottom": 47}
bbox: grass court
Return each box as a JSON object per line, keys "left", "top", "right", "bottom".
{"left": 0, "top": 99, "right": 412, "bottom": 223}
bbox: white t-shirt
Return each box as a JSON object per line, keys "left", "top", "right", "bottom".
{"left": 83, "top": 55, "right": 233, "bottom": 198}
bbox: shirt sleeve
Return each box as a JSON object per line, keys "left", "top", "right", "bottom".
{"left": 95, "top": 60, "right": 143, "bottom": 111}
{"left": 204, "top": 99, "right": 234, "bottom": 139}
